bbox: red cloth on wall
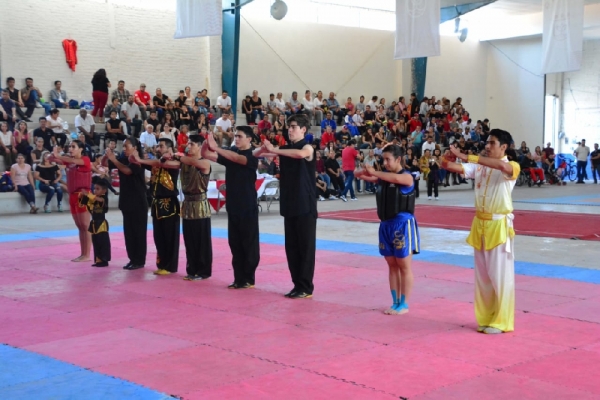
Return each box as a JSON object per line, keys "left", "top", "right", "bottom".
{"left": 62, "top": 39, "right": 78, "bottom": 71}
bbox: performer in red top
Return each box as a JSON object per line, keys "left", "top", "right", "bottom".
{"left": 52, "top": 140, "right": 92, "bottom": 262}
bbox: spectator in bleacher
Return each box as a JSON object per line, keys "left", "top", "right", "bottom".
{"left": 257, "top": 114, "right": 272, "bottom": 133}
{"left": 285, "top": 91, "right": 303, "bottom": 117}
{"left": 361, "top": 127, "right": 374, "bottom": 149}
{"left": 541, "top": 142, "right": 554, "bottom": 171}
{"left": 74, "top": 109, "right": 98, "bottom": 148}
{"left": 216, "top": 90, "right": 232, "bottom": 117}
{"left": 177, "top": 102, "right": 191, "bottom": 129}
{"left": 373, "top": 126, "right": 386, "bottom": 147}
{"left": 320, "top": 111, "right": 336, "bottom": 134}
{"left": 35, "top": 151, "right": 63, "bottom": 213}
{"left": 214, "top": 111, "right": 233, "bottom": 148}
{"left": 32, "top": 117, "right": 54, "bottom": 151}
{"left": 574, "top": 139, "right": 590, "bottom": 184}
{"left": 302, "top": 90, "right": 318, "bottom": 126}
{"left": 408, "top": 112, "right": 422, "bottom": 134}
{"left": 517, "top": 141, "right": 529, "bottom": 162}
{"left": 13, "top": 121, "right": 33, "bottom": 164}
{"left": 134, "top": 83, "right": 152, "bottom": 120}
{"left": 104, "top": 97, "right": 121, "bottom": 120}
{"left": 111, "top": 80, "right": 130, "bottom": 105}
{"left": 46, "top": 109, "right": 68, "bottom": 147}
{"left": 50, "top": 81, "right": 70, "bottom": 109}
{"left": 356, "top": 95, "right": 366, "bottom": 113}
{"left": 21, "top": 78, "right": 51, "bottom": 117}
{"left": 314, "top": 150, "right": 330, "bottom": 188}
{"left": 145, "top": 110, "right": 161, "bottom": 134}
{"left": 11, "top": 153, "right": 38, "bottom": 213}
{"left": 273, "top": 113, "right": 288, "bottom": 133}
{"left": 0, "top": 89, "right": 18, "bottom": 131}
{"left": 159, "top": 123, "right": 177, "bottom": 144}
{"left": 195, "top": 89, "right": 210, "bottom": 115}
{"left": 363, "top": 105, "right": 376, "bottom": 128}
{"left": 366, "top": 96, "right": 378, "bottom": 111}
{"left": 153, "top": 88, "right": 171, "bottom": 118}
{"left": 91, "top": 69, "right": 111, "bottom": 123}
{"left": 162, "top": 106, "right": 176, "bottom": 129}
{"left": 250, "top": 90, "right": 265, "bottom": 123}
{"left": 183, "top": 87, "right": 194, "bottom": 111}
{"left": 320, "top": 125, "right": 335, "bottom": 150}
{"left": 139, "top": 124, "right": 157, "bottom": 154}
{"left": 0, "top": 121, "right": 16, "bottom": 171}
{"left": 5, "top": 77, "right": 29, "bottom": 121}
{"left": 326, "top": 92, "right": 343, "bottom": 124}
{"left": 520, "top": 151, "right": 545, "bottom": 184}
{"left": 31, "top": 137, "right": 45, "bottom": 164}
{"left": 241, "top": 95, "right": 253, "bottom": 125}
{"left": 422, "top": 133, "right": 436, "bottom": 155}
{"left": 363, "top": 149, "right": 377, "bottom": 193}
{"left": 266, "top": 93, "right": 279, "bottom": 119}
{"left": 122, "top": 95, "right": 142, "bottom": 137}
{"left": 336, "top": 126, "right": 351, "bottom": 146}
{"left": 325, "top": 150, "right": 344, "bottom": 198}
{"left": 105, "top": 110, "right": 127, "bottom": 143}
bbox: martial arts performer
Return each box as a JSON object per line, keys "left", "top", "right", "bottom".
{"left": 256, "top": 114, "right": 317, "bottom": 299}
{"left": 441, "top": 128, "right": 520, "bottom": 334}
{"left": 170, "top": 134, "right": 213, "bottom": 281}
{"left": 79, "top": 177, "right": 111, "bottom": 267}
{"left": 51, "top": 140, "right": 92, "bottom": 262}
{"left": 133, "top": 138, "right": 180, "bottom": 275}
{"left": 105, "top": 137, "right": 147, "bottom": 270}
{"left": 356, "top": 144, "right": 419, "bottom": 314}
{"left": 201, "top": 127, "right": 260, "bottom": 289}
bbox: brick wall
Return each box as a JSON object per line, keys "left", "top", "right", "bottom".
{"left": 0, "top": 0, "right": 222, "bottom": 103}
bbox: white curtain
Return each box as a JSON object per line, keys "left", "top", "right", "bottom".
{"left": 541, "top": 0, "right": 584, "bottom": 74}
{"left": 174, "top": 0, "right": 222, "bottom": 39}
{"left": 394, "top": 0, "right": 440, "bottom": 60}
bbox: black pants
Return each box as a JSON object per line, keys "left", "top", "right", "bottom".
{"left": 427, "top": 177, "right": 438, "bottom": 197}
{"left": 55, "top": 132, "right": 67, "bottom": 147}
{"left": 328, "top": 173, "right": 344, "bottom": 193}
{"left": 284, "top": 214, "right": 317, "bottom": 294}
{"left": 228, "top": 212, "right": 260, "bottom": 285}
{"left": 92, "top": 231, "right": 111, "bottom": 263}
{"left": 153, "top": 214, "right": 180, "bottom": 273}
{"left": 183, "top": 217, "right": 212, "bottom": 278}
{"left": 122, "top": 207, "right": 147, "bottom": 266}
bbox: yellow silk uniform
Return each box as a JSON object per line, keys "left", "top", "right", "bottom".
{"left": 462, "top": 157, "right": 520, "bottom": 332}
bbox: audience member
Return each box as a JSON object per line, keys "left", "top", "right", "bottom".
{"left": 50, "top": 80, "right": 70, "bottom": 109}
{"left": 5, "top": 77, "right": 28, "bottom": 121}
{"left": 0, "top": 121, "right": 16, "bottom": 170}
{"left": 11, "top": 153, "right": 38, "bottom": 213}
{"left": 75, "top": 109, "right": 98, "bottom": 148}
{"left": 121, "top": 95, "right": 142, "bottom": 137}
{"left": 134, "top": 83, "right": 153, "bottom": 120}
{"left": 35, "top": 151, "right": 63, "bottom": 212}
{"left": 91, "top": 69, "right": 111, "bottom": 123}
{"left": 111, "top": 80, "right": 131, "bottom": 105}
{"left": 0, "top": 89, "right": 18, "bottom": 131}
{"left": 105, "top": 110, "right": 127, "bottom": 143}
{"left": 33, "top": 117, "right": 54, "bottom": 151}
{"left": 216, "top": 90, "right": 232, "bottom": 117}
{"left": 46, "top": 109, "right": 68, "bottom": 147}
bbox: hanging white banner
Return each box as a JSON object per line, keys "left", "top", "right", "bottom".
{"left": 542, "top": 0, "right": 584, "bottom": 74}
{"left": 394, "top": 0, "right": 440, "bottom": 60}
{"left": 174, "top": 0, "right": 222, "bottom": 39}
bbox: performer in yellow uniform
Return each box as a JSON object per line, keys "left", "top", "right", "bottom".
{"left": 441, "top": 129, "right": 520, "bottom": 334}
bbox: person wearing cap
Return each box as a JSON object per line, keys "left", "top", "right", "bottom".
{"left": 78, "top": 177, "right": 111, "bottom": 267}
{"left": 202, "top": 126, "right": 260, "bottom": 289}
{"left": 172, "top": 134, "right": 213, "bottom": 281}
{"left": 132, "top": 138, "right": 181, "bottom": 275}
{"left": 255, "top": 114, "right": 317, "bottom": 299}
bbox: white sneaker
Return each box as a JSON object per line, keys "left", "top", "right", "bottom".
{"left": 340, "top": 195, "right": 348, "bottom": 202}
{"left": 328, "top": 196, "right": 337, "bottom": 200}
{"left": 350, "top": 197, "right": 358, "bottom": 201}
{"left": 319, "top": 196, "right": 325, "bottom": 201}
{"left": 435, "top": 197, "right": 439, "bottom": 201}
{"left": 483, "top": 327, "right": 503, "bottom": 334}
{"left": 428, "top": 196, "right": 432, "bottom": 200}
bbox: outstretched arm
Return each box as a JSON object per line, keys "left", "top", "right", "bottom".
{"left": 261, "top": 139, "right": 313, "bottom": 160}
{"left": 448, "top": 144, "right": 515, "bottom": 177}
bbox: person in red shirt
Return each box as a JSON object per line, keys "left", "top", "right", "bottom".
{"left": 275, "top": 129, "right": 286, "bottom": 147}
{"left": 134, "top": 83, "right": 153, "bottom": 120}
{"left": 409, "top": 113, "right": 422, "bottom": 133}
{"left": 320, "top": 125, "right": 335, "bottom": 149}
{"left": 340, "top": 140, "right": 362, "bottom": 201}
{"left": 257, "top": 114, "right": 272, "bottom": 132}
{"left": 51, "top": 140, "right": 92, "bottom": 262}
{"left": 177, "top": 124, "right": 190, "bottom": 153}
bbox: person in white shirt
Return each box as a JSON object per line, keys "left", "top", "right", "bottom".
{"left": 139, "top": 125, "right": 158, "bottom": 154}
{"left": 422, "top": 134, "right": 437, "bottom": 155}
{"left": 121, "top": 95, "right": 142, "bottom": 137}
{"left": 74, "top": 109, "right": 97, "bottom": 147}
{"left": 574, "top": 139, "right": 591, "bottom": 183}
{"left": 313, "top": 91, "right": 324, "bottom": 125}
{"left": 159, "top": 123, "right": 177, "bottom": 144}
{"left": 216, "top": 91, "right": 232, "bottom": 117}
{"left": 367, "top": 96, "right": 378, "bottom": 111}
{"left": 46, "top": 109, "right": 68, "bottom": 147}
{"left": 214, "top": 112, "right": 233, "bottom": 147}
{"left": 301, "top": 90, "right": 316, "bottom": 126}
{"left": 274, "top": 93, "right": 286, "bottom": 115}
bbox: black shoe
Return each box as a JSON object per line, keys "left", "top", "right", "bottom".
{"left": 284, "top": 289, "right": 297, "bottom": 297}
{"left": 289, "top": 291, "right": 312, "bottom": 299}
{"left": 123, "top": 262, "right": 133, "bottom": 270}
{"left": 228, "top": 282, "right": 240, "bottom": 289}
{"left": 94, "top": 262, "right": 109, "bottom": 267}
{"left": 185, "top": 275, "right": 208, "bottom": 281}
{"left": 128, "top": 264, "right": 144, "bottom": 270}
{"left": 239, "top": 282, "right": 255, "bottom": 289}
{"left": 24, "top": 118, "right": 32, "bottom": 122}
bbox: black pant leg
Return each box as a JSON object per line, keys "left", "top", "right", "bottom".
{"left": 25, "top": 105, "right": 35, "bottom": 118}
{"left": 92, "top": 231, "right": 111, "bottom": 263}
{"left": 183, "top": 218, "right": 212, "bottom": 278}
{"left": 153, "top": 215, "right": 180, "bottom": 273}
{"left": 285, "top": 215, "right": 317, "bottom": 294}
{"left": 228, "top": 214, "right": 245, "bottom": 284}
{"left": 16, "top": 107, "right": 27, "bottom": 120}
{"left": 122, "top": 208, "right": 147, "bottom": 265}
{"left": 241, "top": 211, "right": 260, "bottom": 285}
{"left": 427, "top": 179, "right": 433, "bottom": 197}
{"left": 433, "top": 179, "right": 438, "bottom": 197}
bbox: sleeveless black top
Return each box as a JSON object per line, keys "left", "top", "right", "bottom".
{"left": 278, "top": 139, "right": 317, "bottom": 218}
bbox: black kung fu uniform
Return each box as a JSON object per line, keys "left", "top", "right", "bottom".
{"left": 110, "top": 156, "right": 148, "bottom": 266}
{"left": 279, "top": 138, "right": 318, "bottom": 295}
{"left": 217, "top": 149, "right": 260, "bottom": 286}
{"left": 79, "top": 193, "right": 111, "bottom": 264}
{"left": 146, "top": 165, "right": 180, "bottom": 273}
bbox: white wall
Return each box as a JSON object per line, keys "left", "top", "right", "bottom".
{"left": 238, "top": 17, "right": 402, "bottom": 109}
{"left": 0, "top": 0, "right": 221, "bottom": 103}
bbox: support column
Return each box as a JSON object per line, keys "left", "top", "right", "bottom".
{"left": 221, "top": 0, "right": 241, "bottom": 114}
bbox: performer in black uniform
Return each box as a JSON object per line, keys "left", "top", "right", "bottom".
{"left": 202, "top": 126, "right": 260, "bottom": 289}
{"left": 256, "top": 114, "right": 317, "bottom": 299}
{"left": 171, "top": 134, "right": 213, "bottom": 281}
{"left": 105, "top": 137, "right": 147, "bottom": 270}
{"left": 133, "top": 138, "right": 180, "bottom": 275}
{"left": 78, "top": 177, "right": 111, "bottom": 267}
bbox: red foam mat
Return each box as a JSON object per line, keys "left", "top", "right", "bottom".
{"left": 319, "top": 205, "right": 600, "bottom": 241}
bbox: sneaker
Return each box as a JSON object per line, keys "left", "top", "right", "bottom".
{"left": 284, "top": 289, "right": 297, "bottom": 297}
{"left": 44, "top": 204, "right": 51, "bottom": 213}
{"left": 289, "top": 291, "right": 312, "bottom": 299}
{"left": 435, "top": 197, "right": 439, "bottom": 201}
{"left": 185, "top": 275, "right": 207, "bottom": 281}
{"left": 428, "top": 196, "right": 432, "bottom": 200}
{"left": 153, "top": 269, "right": 171, "bottom": 276}
{"left": 57, "top": 204, "right": 63, "bottom": 212}
{"left": 228, "top": 282, "right": 240, "bottom": 289}
{"left": 483, "top": 327, "right": 503, "bottom": 334}
{"left": 350, "top": 197, "right": 358, "bottom": 201}
{"left": 239, "top": 282, "right": 255, "bottom": 289}
{"left": 357, "top": 190, "right": 362, "bottom": 193}
{"left": 319, "top": 196, "right": 325, "bottom": 201}
{"left": 340, "top": 195, "right": 348, "bottom": 202}
{"left": 328, "top": 196, "right": 337, "bottom": 200}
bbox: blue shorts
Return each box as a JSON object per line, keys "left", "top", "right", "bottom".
{"left": 378, "top": 213, "right": 420, "bottom": 259}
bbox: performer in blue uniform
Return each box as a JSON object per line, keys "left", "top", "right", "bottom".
{"left": 356, "top": 144, "right": 420, "bottom": 315}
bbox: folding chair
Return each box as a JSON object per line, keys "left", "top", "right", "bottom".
{"left": 216, "top": 183, "right": 226, "bottom": 214}
{"left": 260, "top": 180, "right": 279, "bottom": 213}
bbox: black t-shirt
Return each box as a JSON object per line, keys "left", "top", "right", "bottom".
{"left": 325, "top": 158, "right": 340, "bottom": 175}
{"left": 33, "top": 128, "right": 54, "bottom": 151}
{"left": 279, "top": 139, "right": 317, "bottom": 218}
{"left": 37, "top": 165, "right": 59, "bottom": 181}
{"left": 107, "top": 118, "right": 121, "bottom": 131}
{"left": 109, "top": 156, "right": 148, "bottom": 211}
{"left": 591, "top": 149, "right": 599, "bottom": 166}
{"left": 364, "top": 111, "right": 375, "bottom": 121}
{"left": 146, "top": 118, "right": 160, "bottom": 131}
{"left": 250, "top": 97, "right": 262, "bottom": 109}
{"left": 217, "top": 148, "right": 258, "bottom": 216}
{"left": 91, "top": 76, "right": 110, "bottom": 93}
{"left": 153, "top": 95, "right": 168, "bottom": 107}
{"left": 6, "top": 87, "right": 20, "bottom": 102}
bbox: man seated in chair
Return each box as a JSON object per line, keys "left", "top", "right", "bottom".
{"left": 520, "top": 150, "right": 544, "bottom": 185}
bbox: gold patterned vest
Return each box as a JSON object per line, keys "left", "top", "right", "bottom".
{"left": 180, "top": 163, "right": 211, "bottom": 219}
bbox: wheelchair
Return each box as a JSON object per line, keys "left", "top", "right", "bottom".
{"left": 516, "top": 169, "right": 541, "bottom": 187}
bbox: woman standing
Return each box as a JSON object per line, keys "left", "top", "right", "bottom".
{"left": 11, "top": 153, "right": 38, "bottom": 213}
{"left": 52, "top": 141, "right": 92, "bottom": 261}
{"left": 14, "top": 121, "right": 33, "bottom": 164}
{"left": 91, "top": 69, "right": 111, "bottom": 123}
{"left": 35, "top": 151, "right": 63, "bottom": 212}
{"left": 0, "top": 122, "right": 16, "bottom": 171}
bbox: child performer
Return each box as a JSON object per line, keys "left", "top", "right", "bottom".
{"left": 356, "top": 144, "right": 420, "bottom": 315}
{"left": 79, "top": 177, "right": 111, "bottom": 267}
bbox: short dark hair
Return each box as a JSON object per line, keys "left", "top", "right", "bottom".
{"left": 50, "top": 109, "right": 60, "bottom": 115}
{"left": 237, "top": 126, "right": 254, "bottom": 138}
{"left": 287, "top": 113, "right": 310, "bottom": 132}
{"left": 54, "top": 80, "right": 61, "bottom": 85}
{"left": 118, "top": 80, "right": 125, "bottom": 84}
{"left": 25, "top": 77, "right": 33, "bottom": 81}
{"left": 382, "top": 144, "right": 404, "bottom": 159}
{"left": 158, "top": 138, "right": 174, "bottom": 148}
{"left": 39, "top": 116, "right": 46, "bottom": 121}
{"left": 6, "top": 77, "right": 14, "bottom": 83}
{"left": 489, "top": 129, "right": 513, "bottom": 148}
